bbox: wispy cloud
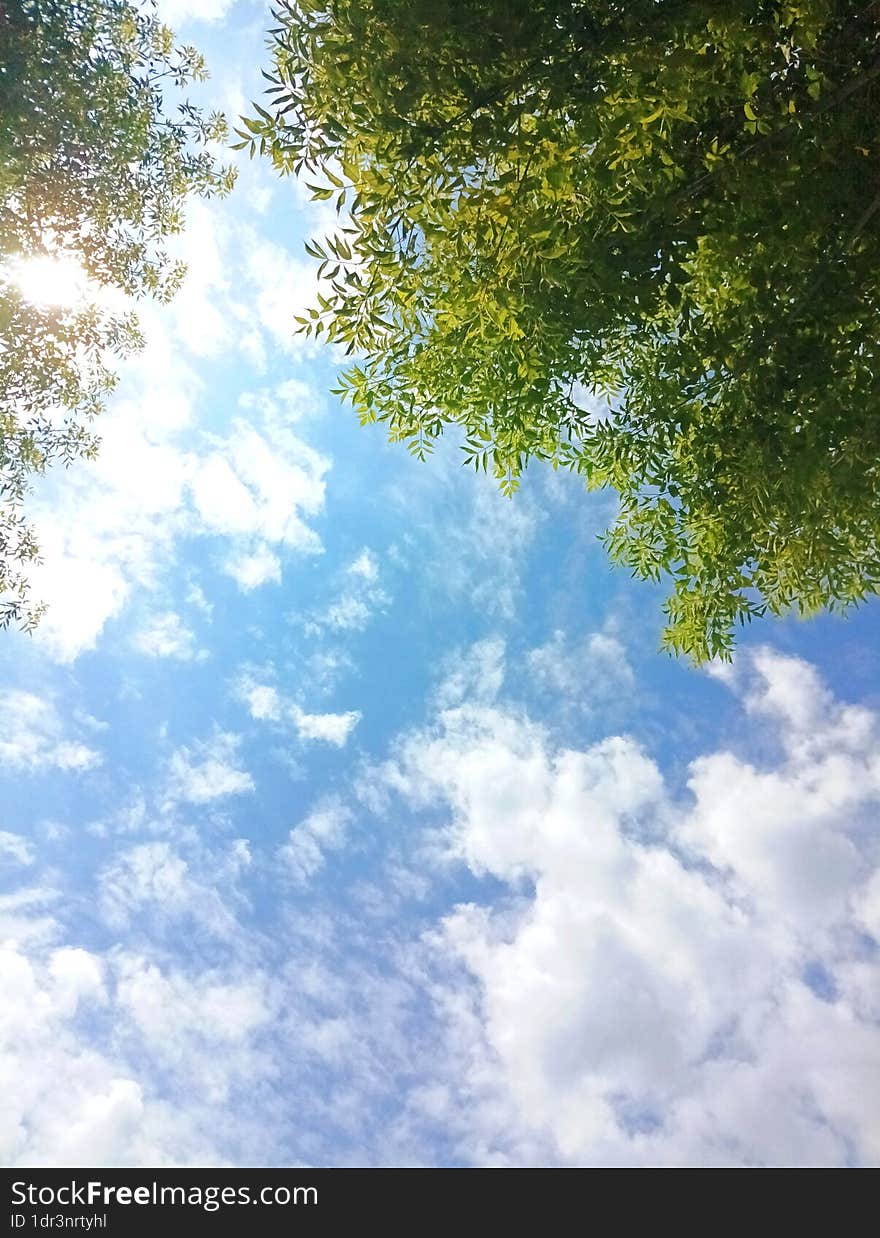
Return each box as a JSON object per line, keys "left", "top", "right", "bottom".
{"left": 0, "top": 692, "right": 101, "bottom": 773}
{"left": 133, "top": 611, "right": 201, "bottom": 660}
{"left": 0, "top": 831, "right": 35, "bottom": 866}
{"left": 527, "top": 624, "right": 634, "bottom": 707}
{"left": 387, "top": 458, "right": 540, "bottom": 620}
{"left": 433, "top": 636, "right": 506, "bottom": 709}
{"left": 99, "top": 841, "right": 244, "bottom": 940}
{"left": 166, "top": 733, "right": 254, "bottom": 805}
{"left": 278, "top": 799, "right": 353, "bottom": 885}
{"left": 302, "top": 548, "right": 389, "bottom": 636}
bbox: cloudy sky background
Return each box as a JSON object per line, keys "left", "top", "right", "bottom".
{"left": 2, "top": 0, "right": 879, "bottom": 1167}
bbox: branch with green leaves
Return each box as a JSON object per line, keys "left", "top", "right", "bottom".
{"left": 0, "top": 0, "right": 236, "bottom": 630}
{"left": 246, "top": 0, "right": 880, "bottom": 660}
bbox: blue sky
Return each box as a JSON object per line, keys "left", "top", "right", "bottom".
{"left": 2, "top": 0, "right": 880, "bottom": 1167}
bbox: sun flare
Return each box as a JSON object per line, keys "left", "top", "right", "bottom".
{"left": 11, "top": 253, "right": 89, "bottom": 309}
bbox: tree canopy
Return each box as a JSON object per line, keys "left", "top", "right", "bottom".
{"left": 0, "top": 0, "right": 234, "bottom": 629}
{"left": 246, "top": 0, "right": 880, "bottom": 659}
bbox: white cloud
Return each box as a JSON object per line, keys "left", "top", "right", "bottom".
{"left": 236, "top": 676, "right": 282, "bottom": 722}
{"left": 676, "top": 648, "right": 879, "bottom": 936}
{"left": 291, "top": 707, "right": 361, "bottom": 748}
{"left": 112, "top": 955, "right": 274, "bottom": 1110}
{"left": 156, "top": 1, "right": 236, "bottom": 29}
{"left": 349, "top": 549, "right": 379, "bottom": 582}
{"left": 238, "top": 378, "right": 323, "bottom": 426}
{"left": 162, "top": 202, "right": 233, "bottom": 357}
{"left": 304, "top": 548, "right": 388, "bottom": 635}
{"left": 370, "top": 645, "right": 880, "bottom": 1165}
{"left": 24, "top": 204, "right": 331, "bottom": 663}
{"left": 234, "top": 671, "right": 362, "bottom": 746}
{"left": 279, "top": 800, "right": 353, "bottom": 884}
{"left": 99, "top": 843, "right": 189, "bottom": 927}
{"left": 223, "top": 543, "right": 282, "bottom": 592}
{"left": 389, "top": 460, "right": 540, "bottom": 620}
{"left": 166, "top": 733, "right": 254, "bottom": 805}
{"left": 191, "top": 422, "right": 326, "bottom": 549}
{"left": 26, "top": 550, "right": 134, "bottom": 667}
{"left": 243, "top": 232, "right": 322, "bottom": 354}
{"left": 185, "top": 582, "right": 213, "bottom": 618}
{"left": 133, "top": 611, "right": 199, "bottom": 660}
{"left": 115, "top": 954, "right": 269, "bottom": 1053}
{"left": 0, "top": 692, "right": 101, "bottom": 773}
{"left": 304, "top": 648, "right": 355, "bottom": 695}
{"left": 0, "top": 886, "right": 60, "bottom": 947}
{"left": 0, "top": 933, "right": 247, "bottom": 1167}
{"left": 0, "top": 843, "right": 291, "bottom": 1165}
{"left": 527, "top": 626, "right": 634, "bottom": 704}
{"left": 318, "top": 596, "right": 371, "bottom": 632}
{"left": 4, "top": 643, "right": 878, "bottom": 1168}
{"left": 0, "top": 831, "right": 35, "bottom": 866}
{"left": 29, "top": 404, "right": 328, "bottom": 660}
{"left": 99, "top": 841, "right": 247, "bottom": 945}
{"left": 570, "top": 382, "right": 614, "bottom": 425}
{"left": 434, "top": 636, "right": 506, "bottom": 709}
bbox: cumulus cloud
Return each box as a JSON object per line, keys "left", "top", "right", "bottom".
{"left": 28, "top": 400, "right": 328, "bottom": 661}
{"left": 223, "top": 544, "right": 282, "bottom": 592}
{"left": 0, "top": 933, "right": 255, "bottom": 1167}
{"left": 368, "top": 645, "right": 880, "bottom": 1165}
{"left": 0, "top": 816, "right": 274, "bottom": 1167}
{"left": 115, "top": 950, "right": 269, "bottom": 1059}
{"left": 304, "top": 648, "right": 355, "bottom": 696}
{"left": 348, "top": 549, "right": 379, "bottom": 582}
{"left": 238, "top": 378, "right": 323, "bottom": 427}
{"left": 0, "top": 692, "right": 101, "bottom": 773}
{"left": 236, "top": 676, "right": 282, "bottom": 722}
{"left": 242, "top": 232, "right": 322, "bottom": 354}
{"left": 291, "top": 707, "right": 361, "bottom": 748}
{"left": 3, "top": 646, "right": 878, "bottom": 1169}
{"left": 185, "top": 582, "right": 213, "bottom": 618}
{"left": 100, "top": 842, "right": 190, "bottom": 928}
{"left": 190, "top": 422, "right": 325, "bottom": 551}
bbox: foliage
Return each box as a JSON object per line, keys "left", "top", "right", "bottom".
{"left": 247, "top": 0, "right": 880, "bottom": 659}
{"left": 0, "top": 0, "right": 235, "bottom": 629}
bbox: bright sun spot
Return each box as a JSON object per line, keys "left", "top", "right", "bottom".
{"left": 11, "top": 253, "right": 89, "bottom": 308}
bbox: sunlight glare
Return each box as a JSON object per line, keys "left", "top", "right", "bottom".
{"left": 11, "top": 253, "right": 89, "bottom": 308}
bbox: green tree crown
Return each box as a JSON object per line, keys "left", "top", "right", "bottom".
{"left": 247, "top": 0, "right": 880, "bottom": 660}
{"left": 0, "top": 0, "right": 235, "bottom": 629}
